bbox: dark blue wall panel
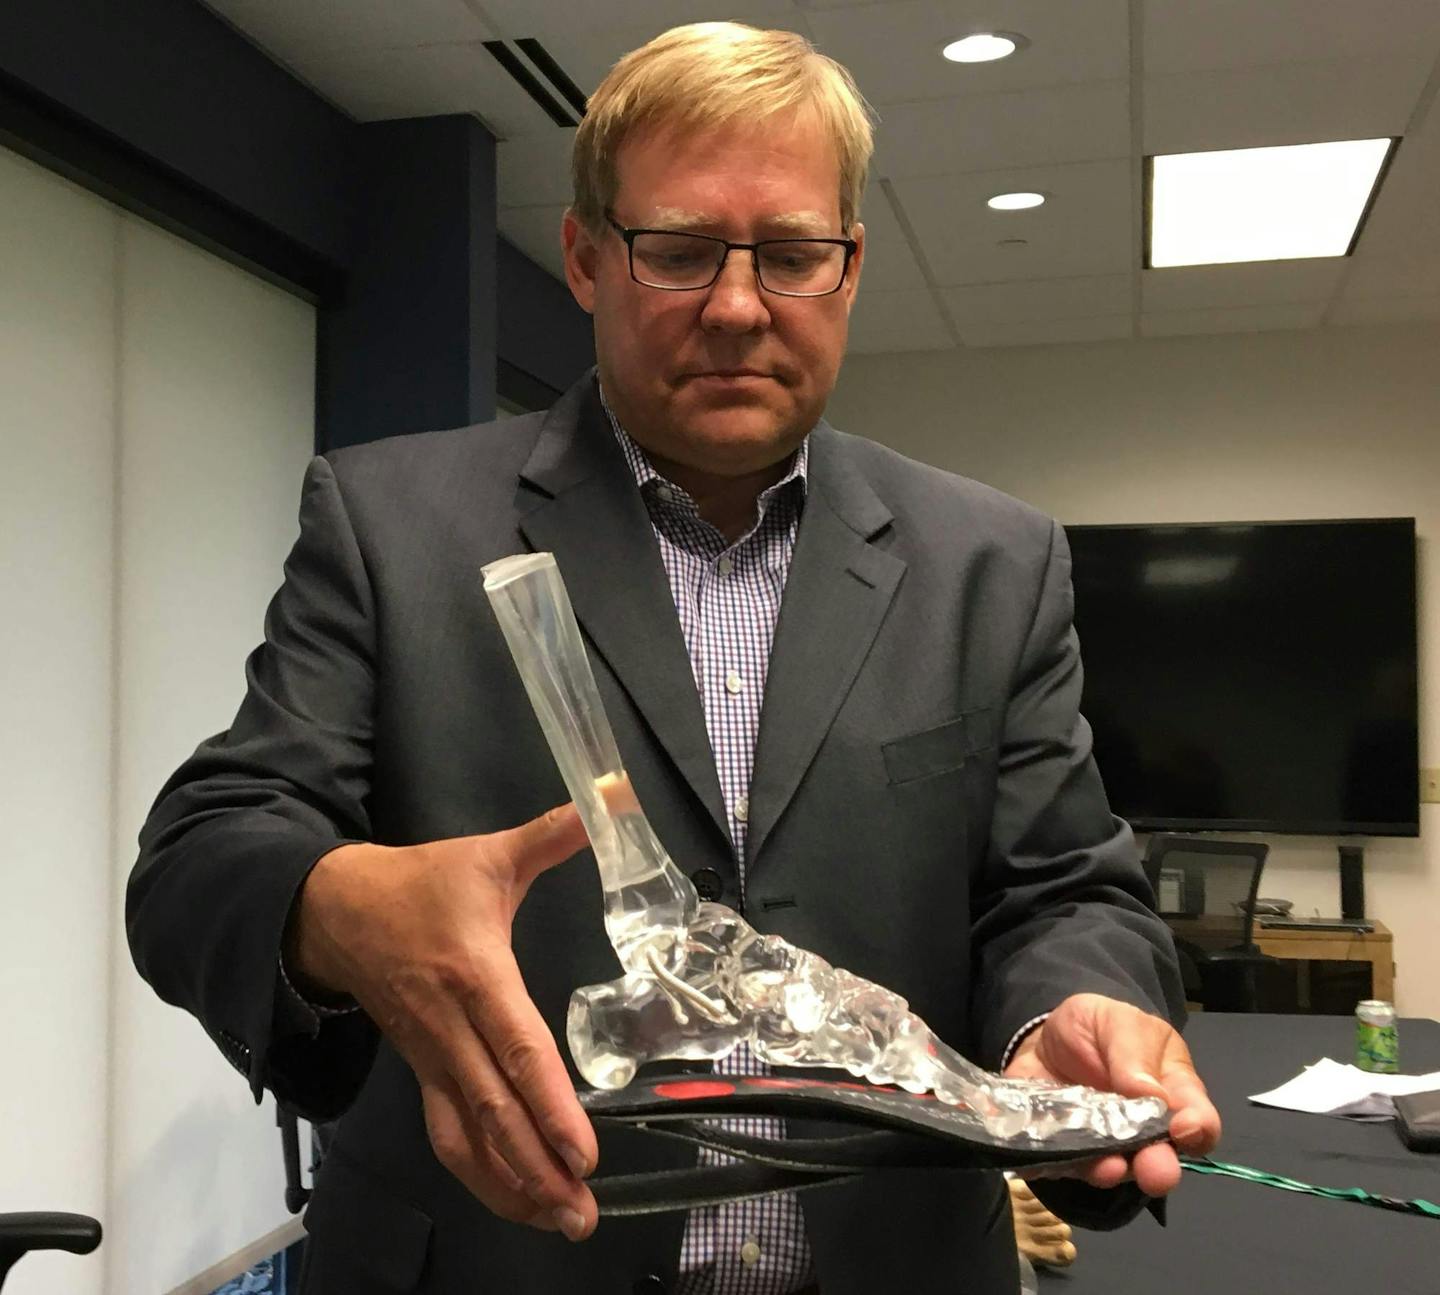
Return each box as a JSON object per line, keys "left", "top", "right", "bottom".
{"left": 497, "top": 236, "right": 595, "bottom": 399}
{"left": 0, "top": 0, "right": 591, "bottom": 450}
{"left": 0, "top": 0, "right": 355, "bottom": 271}
{"left": 318, "top": 115, "right": 497, "bottom": 449}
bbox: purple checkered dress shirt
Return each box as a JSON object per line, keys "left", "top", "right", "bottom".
{"left": 601, "top": 390, "right": 814, "bottom": 1295}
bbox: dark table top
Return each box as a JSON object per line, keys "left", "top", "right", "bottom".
{"left": 1037, "top": 1013, "right": 1440, "bottom": 1295}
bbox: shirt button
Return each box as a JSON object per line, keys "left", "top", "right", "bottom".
{"left": 655, "top": 484, "right": 674, "bottom": 503}
{"left": 735, "top": 795, "right": 749, "bottom": 822}
{"left": 725, "top": 670, "right": 743, "bottom": 695}
{"left": 717, "top": 555, "right": 735, "bottom": 576}
{"left": 739, "top": 1239, "right": 762, "bottom": 1267}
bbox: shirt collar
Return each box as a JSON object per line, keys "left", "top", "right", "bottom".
{"left": 596, "top": 379, "right": 809, "bottom": 523}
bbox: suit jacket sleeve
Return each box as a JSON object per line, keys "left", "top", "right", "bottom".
{"left": 126, "top": 454, "right": 381, "bottom": 1120}
{"left": 969, "top": 518, "right": 1186, "bottom": 1229}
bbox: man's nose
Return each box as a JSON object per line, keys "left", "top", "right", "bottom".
{"left": 700, "top": 250, "right": 771, "bottom": 333}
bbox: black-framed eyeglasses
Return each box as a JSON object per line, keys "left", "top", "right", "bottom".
{"left": 606, "top": 214, "right": 857, "bottom": 297}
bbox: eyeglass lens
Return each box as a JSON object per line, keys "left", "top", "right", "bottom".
{"left": 630, "top": 231, "right": 846, "bottom": 295}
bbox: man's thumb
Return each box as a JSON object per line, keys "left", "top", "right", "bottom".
{"left": 502, "top": 802, "right": 591, "bottom": 890}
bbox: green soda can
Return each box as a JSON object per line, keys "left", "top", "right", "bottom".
{"left": 1355, "top": 999, "right": 1399, "bottom": 1074}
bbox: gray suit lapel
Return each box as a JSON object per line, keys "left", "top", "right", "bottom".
{"left": 514, "top": 375, "right": 730, "bottom": 843}
{"left": 746, "top": 425, "right": 906, "bottom": 869}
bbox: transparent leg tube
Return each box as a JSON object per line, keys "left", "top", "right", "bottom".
{"left": 482, "top": 553, "right": 1169, "bottom": 1143}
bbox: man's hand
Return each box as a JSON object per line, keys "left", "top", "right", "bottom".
{"left": 287, "top": 803, "right": 598, "bottom": 1240}
{"left": 1002, "top": 993, "right": 1221, "bottom": 1197}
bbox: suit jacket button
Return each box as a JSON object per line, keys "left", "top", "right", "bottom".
{"left": 690, "top": 867, "right": 723, "bottom": 901}
{"left": 632, "top": 1277, "right": 667, "bottom": 1295}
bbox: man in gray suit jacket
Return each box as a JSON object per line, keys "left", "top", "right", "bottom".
{"left": 128, "top": 21, "right": 1218, "bottom": 1295}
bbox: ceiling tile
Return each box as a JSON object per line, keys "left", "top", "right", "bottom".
{"left": 960, "top": 315, "right": 1132, "bottom": 347}
{"left": 854, "top": 192, "right": 927, "bottom": 291}
{"left": 1142, "top": 261, "right": 1346, "bottom": 312}
{"left": 944, "top": 274, "right": 1131, "bottom": 325}
{"left": 202, "top": 0, "right": 1440, "bottom": 353}
{"left": 1144, "top": 0, "right": 1440, "bottom": 75}
{"left": 289, "top": 42, "right": 562, "bottom": 134}
{"left": 522, "top": 7, "right": 804, "bottom": 101}
{"left": 477, "top": 0, "right": 795, "bottom": 38}
{"left": 498, "top": 131, "right": 578, "bottom": 207}
{"left": 1145, "top": 57, "right": 1425, "bottom": 155}
{"left": 805, "top": 0, "right": 1128, "bottom": 107}
{"left": 894, "top": 159, "right": 1132, "bottom": 285}
{"left": 498, "top": 206, "right": 568, "bottom": 279}
{"left": 846, "top": 288, "right": 953, "bottom": 354}
{"left": 1328, "top": 296, "right": 1440, "bottom": 326}
{"left": 203, "top": 0, "right": 488, "bottom": 58}
{"left": 875, "top": 82, "right": 1130, "bottom": 179}
{"left": 1340, "top": 250, "right": 1440, "bottom": 301}
{"left": 1140, "top": 302, "right": 1325, "bottom": 337}
{"left": 1355, "top": 113, "right": 1440, "bottom": 260}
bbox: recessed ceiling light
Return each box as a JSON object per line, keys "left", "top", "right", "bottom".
{"left": 988, "top": 192, "right": 1046, "bottom": 211}
{"left": 1149, "top": 138, "right": 1394, "bottom": 268}
{"left": 942, "top": 33, "right": 1026, "bottom": 64}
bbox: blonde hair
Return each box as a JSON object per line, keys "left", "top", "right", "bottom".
{"left": 572, "top": 22, "right": 874, "bottom": 235}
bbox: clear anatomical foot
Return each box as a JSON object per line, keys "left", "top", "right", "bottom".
{"left": 566, "top": 900, "right": 1169, "bottom": 1143}
{"left": 483, "top": 553, "right": 1170, "bottom": 1148}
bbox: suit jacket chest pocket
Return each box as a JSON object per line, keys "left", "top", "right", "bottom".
{"left": 881, "top": 709, "right": 995, "bottom": 785}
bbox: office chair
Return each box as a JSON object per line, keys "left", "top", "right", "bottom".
{"left": 279, "top": 1100, "right": 340, "bottom": 1214}
{"left": 0, "top": 1213, "right": 101, "bottom": 1289}
{"left": 1143, "top": 835, "right": 1279, "bottom": 1012}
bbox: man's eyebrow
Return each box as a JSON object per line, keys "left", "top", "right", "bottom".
{"left": 762, "top": 211, "right": 832, "bottom": 236}
{"left": 644, "top": 208, "right": 834, "bottom": 236}
{"left": 647, "top": 207, "right": 718, "bottom": 230}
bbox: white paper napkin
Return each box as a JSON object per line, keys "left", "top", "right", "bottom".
{"left": 1249, "top": 1057, "right": 1440, "bottom": 1119}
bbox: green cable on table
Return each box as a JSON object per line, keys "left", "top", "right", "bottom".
{"left": 1180, "top": 1155, "right": 1440, "bottom": 1219}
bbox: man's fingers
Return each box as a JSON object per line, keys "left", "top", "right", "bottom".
{"left": 420, "top": 1080, "right": 556, "bottom": 1228}
{"left": 1160, "top": 1058, "right": 1223, "bottom": 1153}
{"left": 1076, "top": 1153, "right": 1130, "bottom": 1190}
{"left": 1129, "top": 1140, "right": 1182, "bottom": 1196}
{"left": 462, "top": 947, "right": 599, "bottom": 1179}
{"left": 407, "top": 990, "right": 597, "bottom": 1238}
{"left": 495, "top": 802, "right": 591, "bottom": 894}
{"left": 456, "top": 1024, "right": 596, "bottom": 1231}
{"left": 1087, "top": 1015, "right": 1172, "bottom": 1101}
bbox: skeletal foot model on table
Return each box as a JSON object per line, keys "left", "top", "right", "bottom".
{"left": 482, "top": 552, "right": 1169, "bottom": 1146}
{"left": 1008, "top": 1176, "right": 1077, "bottom": 1267}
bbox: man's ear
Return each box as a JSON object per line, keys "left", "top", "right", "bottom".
{"left": 842, "top": 221, "right": 865, "bottom": 310}
{"left": 562, "top": 209, "right": 599, "bottom": 315}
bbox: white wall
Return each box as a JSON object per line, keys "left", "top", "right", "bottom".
{"left": 0, "top": 144, "right": 118, "bottom": 1295}
{"left": 108, "top": 216, "right": 316, "bottom": 1295}
{"left": 0, "top": 146, "right": 315, "bottom": 1294}
{"left": 829, "top": 321, "right": 1440, "bottom": 1021}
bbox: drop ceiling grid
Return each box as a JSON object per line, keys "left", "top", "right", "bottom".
{"left": 205, "top": 0, "right": 490, "bottom": 60}
{"left": 1141, "top": 0, "right": 1440, "bottom": 74}
{"left": 800, "top": 0, "right": 1130, "bottom": 105}
{"left": 196, "top": 0, "right": 1440, "bottom": 351}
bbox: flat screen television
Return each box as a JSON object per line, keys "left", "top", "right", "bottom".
{"left": 1066, "top": 518, "right": 1419, "bottom": 836}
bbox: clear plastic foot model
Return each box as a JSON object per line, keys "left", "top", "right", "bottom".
{"left": 482, "top": 553, "right": 1169, "bottom": 1147}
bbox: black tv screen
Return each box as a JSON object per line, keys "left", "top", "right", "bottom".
{"left": 1067, "top": 518, "right": 1419, "bottom": 836}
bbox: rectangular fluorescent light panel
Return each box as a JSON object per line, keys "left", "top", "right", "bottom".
{"left": 1150, "top": 138, "right": 1393, "bottom": 268}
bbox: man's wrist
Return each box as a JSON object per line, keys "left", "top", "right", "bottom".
{"left": 1001, "top": 1012, "right": 1051, "bottom": 1071}
{"left": 284, "top": 841, "right": 369, "bottom": 1002}
{"left": 278, "top": 952, "right": 359, "bottom": 1021}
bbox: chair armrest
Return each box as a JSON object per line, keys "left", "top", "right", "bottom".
{"left": 0, "top": 1213, "right": 101, "bottom": 1289}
